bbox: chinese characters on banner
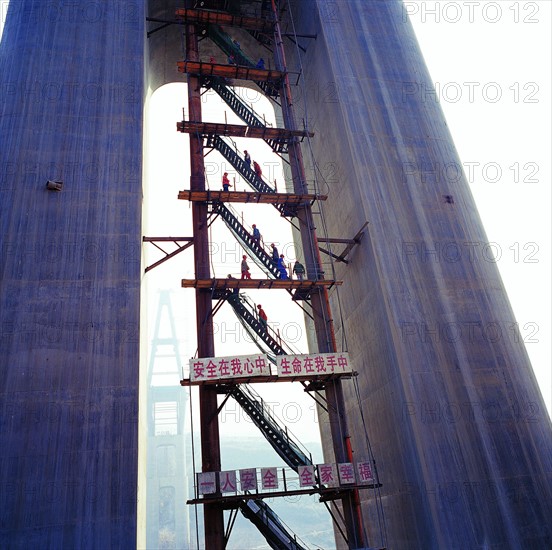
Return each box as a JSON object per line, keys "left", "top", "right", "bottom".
{"left": 276, "top": 352, "right": 352, "bottom": 378}
{"left": 197, "top": 461, "right": 374, "bottom": 496}
{"left": 318, "top": 463, "right": 339, "bottom": 486}
{"left": 189, "top": 354, "right": 271, "bottom": 382}
{"left": 189, "top": 352, "right": 352, "bottom": 381}
{"left": 261, "top": 467, "right": 279, "bottom": 490}
{"left": 219, "top": 470, "right": 237, "bottom": 493}
{"left": 338, "top": 463, "right": 355, "bottom": 485}
{"left": 197, "top": 472, "right": 216, "bottom": 494}
{"left": 298, "top": 465, "right": 316, "bottom": 487}
{"left": 239, "top": 468, "right": 257, "bottom": 491}
{"left": 357, "top": 461, "right": 374, "bottom": 483}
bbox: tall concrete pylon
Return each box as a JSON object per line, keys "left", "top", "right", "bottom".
{"left": 0, "top": 1, "right": 550, "bottom": 549}
{"left": 0, "top": 1, "right": 144, "bottom": 548}
{"left": 280, "top": 2, "right": 552, "bottom": 548}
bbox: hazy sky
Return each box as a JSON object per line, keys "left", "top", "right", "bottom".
{"left": 407, "top": 0, "right": 551, "bottom": 413}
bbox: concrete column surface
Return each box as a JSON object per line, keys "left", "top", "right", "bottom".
{"left": 284, "top": 1, "right": 552, "bottom": 548}
{"left": 0, "top": 1, "right": 144, "bottom": 547}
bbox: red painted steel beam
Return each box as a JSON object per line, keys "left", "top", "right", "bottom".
{"left": 186, "top": 18, "right": 225, "bottom": 550}
{"left": 177, "top": 60, "right": 285, "bottom": 82}
{"left": 176, "top": 120, "right": 313, "bottom": 140}
{"left": 175, "top": 8, "right": 275, "bottom": 33}
{"left": 180, "top": 278, "right": 341, "bottom": 289}
{"left": 177, "top": 189, "right": 327, "bottom": 203}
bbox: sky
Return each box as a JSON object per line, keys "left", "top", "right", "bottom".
{"left": 407, "top": 0, "right": 551, "bottom": 413}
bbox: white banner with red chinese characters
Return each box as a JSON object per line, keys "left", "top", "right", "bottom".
{"left": 196, "top": 461, "right": 374, "bottom": 496}
{"left": 189, "top": 354, "right": 271, "bottom": 382}
{"left": 276, "top": 352, "right": 352, "bottom": 378}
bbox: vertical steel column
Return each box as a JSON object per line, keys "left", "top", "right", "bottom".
{"left": 270, "top": 2, "right": 365, "bottom": 548}
{"left": 185, "top": 17, "right": 225, "bottom": 550}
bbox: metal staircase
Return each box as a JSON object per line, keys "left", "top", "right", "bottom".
{"left": 207, "top": 76, "right": 266, "bottom": 128}
{"left": 207, "top": 23, "right": 281, "bottom": 98}
{"left": 207, "top": 136, "right": 297, "bottom": 216}
{"left": 206, "top": 135, "right": 275, "bottom": 193}
{"left": 211, "top": 202, "right": 280, "bottom": 278}
{"left": 229, "top": 384, "right": 312, "bottom": 470}
{"left": 204, "top": 77, "right": 289, "bottom": 153}
{"left": 179, "top": 6, "right": 368, "bottom": 550}
{"left": 226, "top": 292, "right": 286, "bottom": 357}
{"left": 239, "top": 500, "right": 308, "bottom": 550}
{"left": 220, "top": 295, "right": 314, "bottom": 549}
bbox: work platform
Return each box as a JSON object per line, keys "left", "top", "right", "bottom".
{"left": 177, "top": 189, "right": 327, "bottom": 204}
{"left": 180, "top": 371, "right": 355, "bottom": 386}
{"left": 181, "top": 278, "right": 341, "bottom": 290}
{"left": 187, "top": 482, "right": 381, "bottom": 507}
{"left": 175, "top": 8, "right": 275, "bottom": 32}
{"left": 177, "top": 120, "right": 313, "bottom": 141}
{"left": 177, "top": 61, "right": 284, "bottom": 83}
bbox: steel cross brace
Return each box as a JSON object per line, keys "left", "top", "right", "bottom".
{"left": 143, "top": 237, "right": 194, "bottom": 273}
{"left": 318, "top": 221, "right": 369, "bottom": 264}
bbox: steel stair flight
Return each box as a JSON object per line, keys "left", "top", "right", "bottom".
{"left": 206, "top": 135, "right": 275, "bottom": 194}
{"left": 204, "top": 76, "right": 289, "bottom": 153}
{"left": 228, "top": 384, "right": 312, "bottom": 470}
{"left": 211, "top": 202, "right": 280, "bottom": 278}
{"left": 207, "top": 136, "right": 297, "bottom": 216}
{"left": 207, "top": 23, "right": 281, "bottom": 98}
{"left": 225, "top": 292, "right": 286, "bottom": 357}
{"left": 239, "top": 499, "right": 308, "bottom": 550}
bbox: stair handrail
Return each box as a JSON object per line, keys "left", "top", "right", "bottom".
{"left": 209, "top": 77, "right": 268, "bottom": 128}
{"left": 239, "top": 499, "right": 309, "bottom": 550}
{"left": 226, "top": 295, "right": 278, "bottom": 363}
{"left": 208, "top": 24, "right": 257, "bottom": 67}
{"left": 214, "top": 136, "right": 276, "bottom": 193}
{"left": 238, "top": 293, "right": 302, "bottom": 356}
{"left": 214, "top": 203, "right": 279, "bottom": 278}
{"left": 223, "top": 202, "right": 270, "bottom": 253}
{"left": 229, "top": 386, "right": 312, "bottom": 470}
{"left": 211, "top": 136, "right": 275, "bottom": 193}
{"left": 234, "top": 292, "right": 287, "bottom": 350}
{"left": 226, "top": 292, "right": 283, "bottom": 353}
{"left": 235, "top": 384, "right": 313, "bottom": 467}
